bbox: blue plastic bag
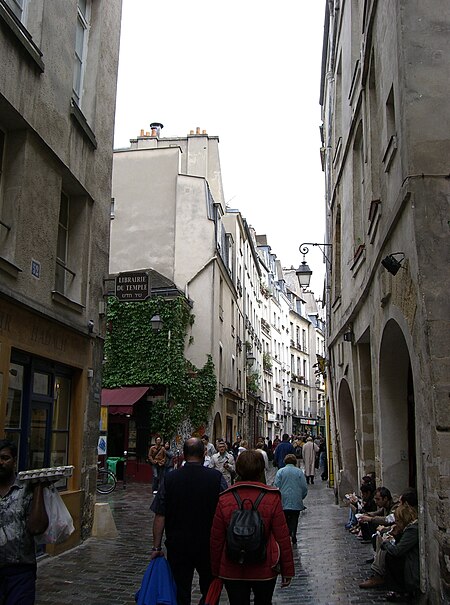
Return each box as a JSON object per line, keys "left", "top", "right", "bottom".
{"left": 135, "top": 556, "right": 177, "bottom": 605}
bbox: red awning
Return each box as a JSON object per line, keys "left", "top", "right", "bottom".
{"left": 101, "top": 386, "right": 150, "bottom": 415}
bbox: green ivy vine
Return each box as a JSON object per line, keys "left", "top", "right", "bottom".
{"left": 102, "top": 296, "right": 216, "bottom": 437}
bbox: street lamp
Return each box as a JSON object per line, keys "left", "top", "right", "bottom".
{"left": 150, "top": 314, "right": 164, "bottom": 331}
{"left": 296, "top": 242, "right": 333, "bottom": 291}
{"left": 296, "top": 257, "right": 313, "bottom": 290}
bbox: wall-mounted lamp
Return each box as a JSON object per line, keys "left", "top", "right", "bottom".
{"left": 343, "top": 330, "right": 354, "bottom": 342}
{"left": 296, "top": 258, "right": 313, "bottom": 290}
{"left": 296, "top": 242, "right": 332, "bottom": 290}
{"left": 381, "top": 252, "right": 405, "bottom": 276}
{"left": 150, "top": 314, "right": 164, "bottom": 331}
{"left": 246, "top": 353, "right": 256, "bottom": 365}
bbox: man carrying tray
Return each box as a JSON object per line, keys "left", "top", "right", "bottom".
{"left": 0, "top": 438, "right": 49, "bottom": 604}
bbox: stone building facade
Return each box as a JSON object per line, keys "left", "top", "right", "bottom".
{"left": 321, "top": 1, "right": 450, "bottom": 601}
{"left": 0, "top": 0, "right": 122, "bottom": 547}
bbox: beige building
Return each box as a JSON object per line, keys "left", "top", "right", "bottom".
{"left": 111, "top": 127, "right": 244, "bottom": 444}
{"left": 0, "top": 0, "right": 122, "bottom": 547}
{"left": 321, "top": 1, "right": 450, "bottom": 601}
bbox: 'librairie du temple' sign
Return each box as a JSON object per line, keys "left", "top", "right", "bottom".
{"left": 115, "top": 271, "right": 150, "bottom": 302}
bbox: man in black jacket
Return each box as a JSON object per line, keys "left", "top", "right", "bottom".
{"left": 151, "top": 437, "right": 227, "bottom": 605}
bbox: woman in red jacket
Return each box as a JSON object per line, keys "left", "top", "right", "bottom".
{"left": 210, "top": 449, "right": 295, "bottom": 605}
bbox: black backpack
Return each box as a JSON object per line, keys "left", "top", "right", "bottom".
{"left": 226, "top": 489, "right": 266, "bottom": 564}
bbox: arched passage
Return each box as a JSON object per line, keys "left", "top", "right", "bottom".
{"left": 212, "top": 412, "right": 222, "bottom": 445}
{"left": 337, "top": 378, "right": 358, "bottom": 496}
{"left": 379, "top": 319, "right": 416, "bottom": 491}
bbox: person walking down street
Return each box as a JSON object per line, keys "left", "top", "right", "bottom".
{"left": 237, "top": 440, "right": 248, "bottom": 457}
{"left": 302, "top": 437, "right": 319, "bottom": 484}
{"left": 164, "top": 442, "right": 175, "bottom": 474}
{"left": 150, "top": 438, "right": 227, "bottom": 605}
{"left": 274, "top": 453, "right": 308, "bottom": 545}
{"left": 201, "top": 435, "right": 216, "bottom": 458}
{"left": 273, "top": 434, "right": 295, "bottom": 469}
{"left": 255, "top": 442, "right": 270, "bottom": 483}
{"left": 210, "top": 450, "right": 295, "bottom": 605}
{"left": 0, "top": 439, "right": 49, "bottom": 605}
{"left": 209, "top": 441, "right": 236, "bottom": 486}
{"left": 231, "top": 436, "right": 241, "bottom": 460}
{"left": 319, "top": 439, "right": 328, "bottom": 480}
{"left": 148, "top": 436, "right": 167, "bottom": 494}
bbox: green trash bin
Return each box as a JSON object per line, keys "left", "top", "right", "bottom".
{"left": 106, "top": 457, "right": 124, "bottom": 477}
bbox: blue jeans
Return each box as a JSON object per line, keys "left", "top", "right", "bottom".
{"left": 0, "top": 564, "right": 36, "bottom": 605}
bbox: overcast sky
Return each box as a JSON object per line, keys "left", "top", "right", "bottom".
{"left": 114, "top": 0, "right": 327, "bottom": 295}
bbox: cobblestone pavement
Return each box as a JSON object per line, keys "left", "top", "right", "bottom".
{"left": 36, "top": 466, "right": 387, "bottom": 604}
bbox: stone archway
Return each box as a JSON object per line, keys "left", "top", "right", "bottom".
{"left": 337, "top": 378, "right": 358, "bottom": 497}
{"left": 379, "top": 319, "right": 416, "bottom": 491}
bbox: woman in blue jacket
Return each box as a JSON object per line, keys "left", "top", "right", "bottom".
{"left": 274, "top": 453, "right": 308, "bottom": 544}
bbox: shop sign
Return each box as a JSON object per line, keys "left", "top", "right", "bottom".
{"left": 100, "top": 406, "right": 108, "bottom": 431}
{"left": 115, "top": 271, "right": 150, "bottom": 301}
{"left": 300, "top": 418, "right": 317, "bottom": 426}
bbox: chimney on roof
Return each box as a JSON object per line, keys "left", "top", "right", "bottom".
{"left": 150, "top": 122, "right": 164, "bottom": 137}
{"left": 196, "top": 127, "right": 200, "bottom": 135}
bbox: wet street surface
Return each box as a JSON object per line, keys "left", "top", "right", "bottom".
{"left": 36, "top": 467, "right": 386, "bottom": 604}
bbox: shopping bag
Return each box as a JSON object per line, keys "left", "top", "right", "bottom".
{"left": 35, "top": 485, "right": 75, "bottom": 545}
{"left": 135, "top": 556, "right": 177, "bottom": 605}
{"left": 205, "top": 577, "right": 223, "bottom": 605}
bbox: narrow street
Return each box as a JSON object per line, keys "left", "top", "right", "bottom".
{"left": 36, "top": 469, "right": 385, "bottom": 605}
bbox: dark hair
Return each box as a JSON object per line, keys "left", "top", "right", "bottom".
{"left": 183, "top": 438, "right": 205, "bottom": 459}
{"left": 360, "top": 483, "right": 374, "bottom": 495}
{"left": 282, "top": 433, "right": 290, "bottom": 441}
{"left": 202, "top": 435, "right": 209, "bottom": 441}
{"left": 284, "top": 454, "right": 297, "bottom": 466}
{"left": 0, "top": 439, "right": 17, "bottom": 458}
{"left": 236, "top": 450, "right": 265, "bottom": 481}
{"left": 375, "top": 487, "right": 392, "bottom": 500}
{"left": 400, "top": 488, "right": 418, "bottom": 508}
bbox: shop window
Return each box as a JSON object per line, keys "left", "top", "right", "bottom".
{"left": 7, "top": 352, "right": 72, "bottom": 481}
{"left": 5, "top": 363, "right": 24, "bottom": 450}
{"left": 51, "top": 376, "right": 71, "bottom": 469}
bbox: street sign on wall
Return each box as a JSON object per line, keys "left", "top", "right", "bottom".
{"left": 115, "top": 271, "right": 150, "bottom": 302}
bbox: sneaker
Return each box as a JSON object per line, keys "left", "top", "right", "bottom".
{"left": 385, "top": 591, "right": 410, "bottom": 602}
{"left": 359, "top": 575, "right": 385, "bottom": 589}
{"left": 153, "top": 490, "right": 158, "bottom": 494}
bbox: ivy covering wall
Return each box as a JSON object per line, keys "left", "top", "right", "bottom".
{"left": 102, "top": 296, "right": 217, "bottom": 437}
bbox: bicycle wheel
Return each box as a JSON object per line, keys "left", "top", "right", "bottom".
{"left": 96, "top": 469, "right": 117, "bottom": 494}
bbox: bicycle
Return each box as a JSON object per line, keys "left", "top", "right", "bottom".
{"left": 96, "top": 463, "right": 117, "bottom": 494}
